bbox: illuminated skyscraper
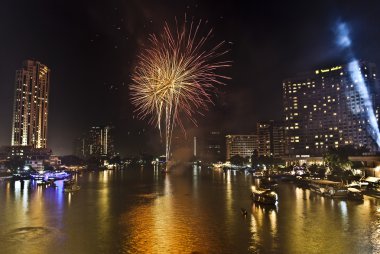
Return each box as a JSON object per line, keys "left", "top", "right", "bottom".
{"left": 74, "top": 126, "right": 115, "bottom": 158}
{"left": 257, "top": 121, "right": 285, "bottom": 157}
{"left": 283, "top": 61, "right": 380, "bottom": 156}
{"left": 11, "top": 60, "right": 50, "bottom": 148}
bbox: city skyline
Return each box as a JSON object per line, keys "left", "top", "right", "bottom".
{"left": 1, "top": 1, "right": 380, "bottom": 155}
{"left": 1, "top": 2, "right": 380, "bottom": 253}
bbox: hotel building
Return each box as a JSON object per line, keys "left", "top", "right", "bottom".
{"left": 283, "top": 61, "right": 379, "bottom": 156}
{"left": 226, "top": 134, "right": 258, "bottom": 160}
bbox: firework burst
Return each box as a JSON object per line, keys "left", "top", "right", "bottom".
{"left": 130, "top": 19, "right": 230, "bottom": 166}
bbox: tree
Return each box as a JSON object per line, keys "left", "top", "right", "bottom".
{"left": 230, "top": 155, "right": 246, "bottom": 166}
{"left": 323, "top": 147, "right": 353, "bottom": 171}
{"left": 60, "top": 155, "right": 84, "bottom": 166}
{"left": 5, "top": 156, "right": 25, "bottom": 171}
{"left": 308, "top": 164, "right": 326, "bottom": 178}
{"left": 251, "top": 154, "right": 284, "bottom": 169}
{"left": 251, "top": 150, "right": 259, "bottom": 168}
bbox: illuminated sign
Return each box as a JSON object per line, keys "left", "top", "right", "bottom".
{"left": 315, "top": 65, "right": 342, "bottom": 74}
{"left": 331, "top": 66, "right": 342, "bottom": 71}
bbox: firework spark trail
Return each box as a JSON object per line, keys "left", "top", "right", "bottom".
{"left": 130, "top": 19, "right": 230, "bottom": 166}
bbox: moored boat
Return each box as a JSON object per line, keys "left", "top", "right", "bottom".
{"left": 64, "top": 184, "right": 80, "bottom": 192}
{"left": 259, "top": 178, "right": 278, "bottom": 190}
{"left": 47, "top": 171, "right": 70, "bottom": 180}
{"left": 363, "top": 177, "right": 380, "bottom": 196}
{"left": 309, "top": 180, "right": 346, "bottom": 198}
{"left": 324, "top": 186, "right": 348, "bottom": 199}
{"left": 36, "top": 180, "right": 49, "bottom": 186}
{"left": 347, "top": 188, "right": 364, "bottom": 201}
{"left": 63, "top": 179, "right": 80, "bottom": 192}
{"left": 295, "top": 176, "right": 311, "bottom": 188}
{"left": 251, "top": 188, "right": 278, "bottom": 205}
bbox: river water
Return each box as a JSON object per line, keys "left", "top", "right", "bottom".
{"left": 0, "top": 166, "right": 379, "bottom": 254}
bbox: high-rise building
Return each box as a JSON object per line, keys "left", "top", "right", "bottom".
{"left": 74, "top": 126, "right": 115, "bottom": 158}
{"left": 11, "top": 60, "right": 50, "bottom": 148}
{"left": 257, "top": 123, "right": 271, "bottom": 157}
{"left": 283, "top": 61, "right": 380, "bottom": 156}
{"left": 226, "top": 134, "right": 258, "bottom": 160}
{"left": 202, "top": 130, "right": 225, "bottom": 162}
{"left": 257, "top": 121, "right": 285, "bottom": 157}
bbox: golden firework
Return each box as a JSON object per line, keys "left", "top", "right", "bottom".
{"left": 130, "top": 19, "right": 230, "bottom": 165}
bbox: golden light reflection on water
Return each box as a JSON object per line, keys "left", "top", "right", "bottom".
{"left": 119, "top": 172, "right": 228, "bottom": 253}
{"left": 1, "top": 169, "right": 380, "bottom": 253}
{"left": 225, "top": 170, "right": 233, "bottom": 225}
{"left": 249, "top": 203, "right": 278, "bottom": 252}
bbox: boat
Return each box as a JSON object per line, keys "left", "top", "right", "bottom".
{"left": 251, "top": 188, "right": 278, "bottom": 205}
{"left": 36, "top": 180, "right": 49, "bottom": 186}
{"left": 12, "top": 172, "right": 30, "bottom": 180}
{"left": 47, "top": 171, "right": 70, "bottom": 180}
{"left": 63, "top": 179, "right": 75, "bottom": 187}
{"left": 30, "top": 173, "right": 45, "bottom": 180}
{"left": 252, "top": 171, "right": 264, "bottom": 178}
{"left": 363, "top": 177, "right": 380, "bottom": 196}
{"left": 63, "top": 179, "right": 80, "bottom": 192}
{"left": 64, "top": 184, "right": 80, "bottom": 192}
{"left": 295, "top": 176, "right": 311, "bottom": 188}
{"left": 347, "top": 188, "right": 364, "bottom": 201}
{"left": 324, "top": 186, "right": 348, "bottom": 199}
{"left": 259, "top": 178, "right": 278, "bottom": 190}
{"left": 309, "top": 180, "right": 347, "bottom": 198}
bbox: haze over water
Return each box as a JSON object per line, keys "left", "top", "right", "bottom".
{"left": 0, "top": 167, "right": 379, "bottom": 254}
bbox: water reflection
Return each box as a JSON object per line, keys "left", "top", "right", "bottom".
{"left": 0, "top": 168, "right": 379, "bottom": 253}
{"left": 250, "top": 203, "right": 278, "bottom": 252}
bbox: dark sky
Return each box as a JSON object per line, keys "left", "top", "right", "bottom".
{"left": 1, "top": 0, "right": 380, "bottom": 156}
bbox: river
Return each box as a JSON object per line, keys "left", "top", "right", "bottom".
{"left": 0, "top": 166, "right": 379, "bottom": 253}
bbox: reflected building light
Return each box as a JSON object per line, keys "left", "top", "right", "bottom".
{"left": 339, "top": 201, "right": 348, "bottom": 218}
{"left": 269, "top": 210, "right": 278, "bottom": 238}
{"left": 14, "top": 180, "right": 21, "bottom": 199}
{"left": 22, "top": 180, "right": 29, "bottom": 212}
{"left": 68, "top": 192, "right": 72, "bottom": 206}
{"left": 249, "top": 213, "right": 260, "bottom": 252}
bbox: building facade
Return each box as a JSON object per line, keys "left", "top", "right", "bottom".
{"left": 283, "top": 61, "right": 380, "bottom": 156}
{"left": 74, "top": 126, "right": 115, "bottom": 158}
{"left": 202, "top": 130, "right": 225, "bottom": 162}
{"left": 226, "top": 135, "right": 258, "bottom": 160}
{"left": 11, "top": 60, "right": 50, "bottom": 148}
{"left": 257, "top": 121, "right": 285, "bottom": 157}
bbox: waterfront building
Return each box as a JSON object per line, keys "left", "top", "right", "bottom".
{"left": 11, "top": 60, "right": 50, "bottom": 148}
{"left": 257, "top": 120, "right": 285, "bottom": 158}
{"left": 283, "top": 61, "right": 380, "bottom": 156}
{"left": 74, "top": 126, "right": 115, "bottom": 158}
{"left": 226, "top": 134, "right": 258, "bottom": 160}
{"left": 2, "top": 145, "right": 52, "bottom": 159}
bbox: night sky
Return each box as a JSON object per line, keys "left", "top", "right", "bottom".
{"left": 1, "top": 0, "right": 380, "bottom": 156}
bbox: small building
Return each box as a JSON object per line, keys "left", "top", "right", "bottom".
{"left": 25, "top": 159, "right": 44, "bottom": 172}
